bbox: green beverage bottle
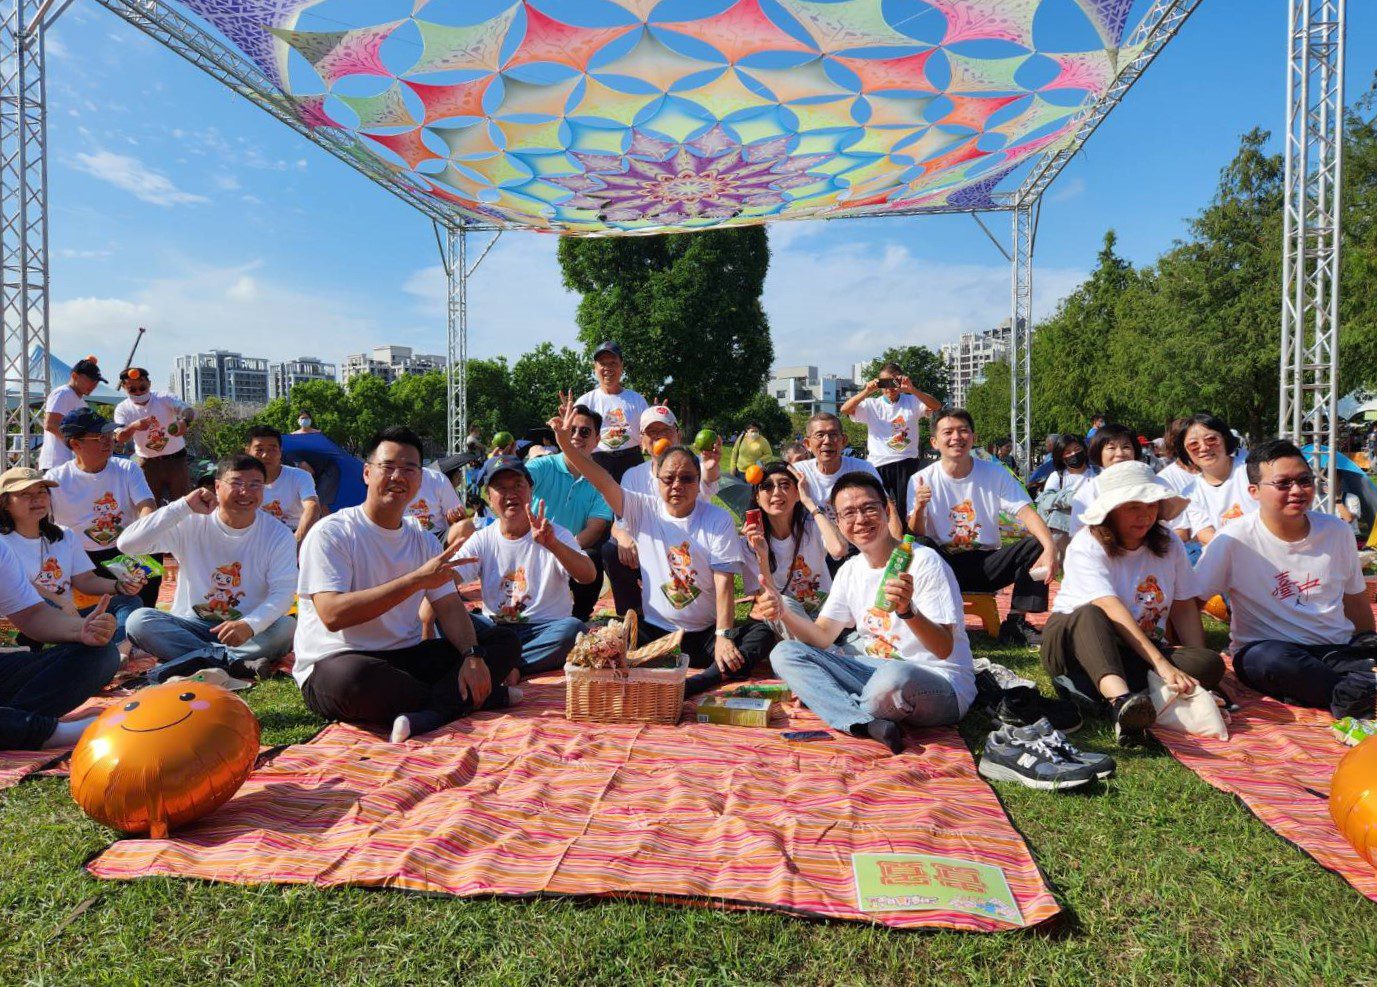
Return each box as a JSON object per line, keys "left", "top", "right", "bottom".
{"left": 874, "top": 535, "right": 916, "bottom": 611}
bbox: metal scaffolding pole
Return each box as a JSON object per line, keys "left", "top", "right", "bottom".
{"left": 445, "top": 226, "right": 468, "bottom": 456}
{"left": 1009, "top": 203, "right": 1036, "bottom": 471}
{"left": 1279, "top": 0, "right": 1345, "bottom": 511}
{"left": 1, "top": 0, "right": 49, "bottom": 468}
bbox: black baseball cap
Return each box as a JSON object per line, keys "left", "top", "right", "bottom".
{"left": 59, "top": 407, "right": 117, "bottom": 438}
{"left": 482, "top": 455, "right": 532, "bottom": 487}
{"left": 592, "top": 340, "right": 622, "bottom": 360}
{"left": 72, "top": 357, "right": 107, "bottom": 382}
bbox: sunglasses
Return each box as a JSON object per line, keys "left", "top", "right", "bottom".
{"left": 570, "top": 425, "right": 596, "bottom": 438}
{"left": 758, "top": 479, "right": 796, "bottom": 493}
{"left": 658, "top": 472, "right": 699, "bottom": 487}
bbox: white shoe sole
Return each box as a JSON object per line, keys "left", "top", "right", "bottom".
{"left": 977, "top": 759, "right": 1095, "bottom": 791}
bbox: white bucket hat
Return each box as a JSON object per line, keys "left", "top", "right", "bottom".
{"left": 1081, "top": 460, "right": 1190, "bottom": 527}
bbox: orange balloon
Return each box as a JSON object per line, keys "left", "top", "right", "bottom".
{"left": 652, "top": 438, "right": 671, "bottom": 457}
{"left": 1331, "top": 735, "right": 1377, "bottom": 866}
{"left": 1203, "top": 595, "right": 1230, "bottom": 623}
{"left": 744, "top": 464, "right": 765, "bottom": 485}
{"left": 70, "top": 682, "right": 260, "bottom": 838}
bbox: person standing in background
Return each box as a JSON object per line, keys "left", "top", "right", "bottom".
{"left": 38, "top": 358, "right": 104, "bottom": 471}
{"left": 575, "top": 340, "right": 649, "bottom": 483}
{"left": 842, "top": 362, "right": 940, "bottom": 521}
{"left": 731, "top": 423, "right": 773, "bottom": 479}
{"left": 113, "top": 367, "right": 194, "bottom": 506}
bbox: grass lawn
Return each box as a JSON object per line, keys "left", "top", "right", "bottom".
{"left": 3, "top": 623, "right": 1376, "bottom": 985}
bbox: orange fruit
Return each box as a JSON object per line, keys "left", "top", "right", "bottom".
{"left": 652, "top": 438, "right": 671, "bottom": 457}
{"left": 744, "top": 464, "right": 765, "bottom": 485}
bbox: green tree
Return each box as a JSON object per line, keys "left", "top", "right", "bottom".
{"left": 964, "top": 359, "right": 1013, "bottom": 444}
{"left": 559, "top": 227, "right": 773, "bottom": 432}
{"left": 188, "top": 397, "right": 251, "bottom": 460}
{"left": 705, "top": 391, "right": 793, "bottom": 448}
{"left": 273, "top": 379, "right": 351, "bottom": 445}
{"left": 390, "top": 371, "right": 448, "bottom": 454}
{"left": 510, "top": 342, "right": 592, "bottom": 434}
{"left": 343, "top": 374, "right": 398, "bottom": 453}
{"left": 466, "top": 357, "right": 515, "bottom": 438}
{"left": 858, "top": 345, "right": 949, "bottom": 402}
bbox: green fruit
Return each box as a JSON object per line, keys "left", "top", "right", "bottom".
{"left": 492, "top": 431, "right": 514, "bottom": 448}
{"left": 693, "top": 428, "right": 718, "bottom": 452}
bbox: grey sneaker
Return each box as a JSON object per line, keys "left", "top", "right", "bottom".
{"left": 978, "top": 731, "right": 1099, "bottom": 791}
{"left": 997, "top": 718, "right": 1116, "bottom": 779}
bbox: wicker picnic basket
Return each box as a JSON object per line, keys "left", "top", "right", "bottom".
{"left": 564, "top": 612, "right": 689, "bottom": 725}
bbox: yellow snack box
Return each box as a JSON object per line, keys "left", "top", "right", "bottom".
{"left": 695, "top": 696, "right": 771, "bottom": 728}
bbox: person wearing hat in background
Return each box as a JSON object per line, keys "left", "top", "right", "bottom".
{"left": 113, "top": 366, "right": 194, "bottom": 506}
{"left": 525, "top": 403, "right": 614, "bottom": 622}
{"left": 0, "top": 466, "right": 146, "bottom": 652}
{"left": 37, "top": 356, "right": 105, "bottom": 471}
{"left": 454, "top": 456, "right": 594, "bottom": 676}
{"left": 603, "top": 404, "right": 722, "bottom": 616}
{"left": 0, "top": 535, "right": 119, "bottom": 750}
{"left": 1040, "top": 460, "right": 1223, "bottom": 745}
{"left": 575, "top": 341, "right": 649, "bottom": 483}
{"left": 46, "top": 408, "right": 160, "bottom": 609}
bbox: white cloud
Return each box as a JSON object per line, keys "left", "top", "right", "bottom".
{"left": 69, "top": 149, "right": 208, "bottom": 207}
{"left": 58, "top": 247, "right": 113, "bottom": 259}
{"left": 225, "top": 275, "right": 258, "bottom": 301}
{"left": 213, "top": 173, "right": 241, "bottom": 191}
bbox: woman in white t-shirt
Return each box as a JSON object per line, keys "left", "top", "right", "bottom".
{"left": 1068, "top": 423, "right": 1141, "bottom": 535}
{"left": 1177, "top": 413, "right": 1255, "bottom": 545}
{"left": 1041, "top": 461, "right": 1225, "bottom": 744}
{"left": 549, "top": 394, "right": 772, "bottom": 695}
{"left": 0, "top": 468, "right": 145, "bottom": 647}
{"left": 1038, "top": 433, "right": 1097, "bottom": 551}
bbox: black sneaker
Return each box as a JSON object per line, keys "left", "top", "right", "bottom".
{"left": 1053, "top": 674, "right": 1108, "bottom": 721}
{"left": 999, "top": 718, "right": 1115, "bottom": 778}
{"left": 977, "top": 731, "right": 1099, "bottom": 791}
{"left": 1112, "top": 692, "right": 1156, "bottom": 746}
{"left": 997, "top": 614, "right": 1042, "bottom": 647}
{"left": 991, "top": 686, "right": 1083, "bottom": 734}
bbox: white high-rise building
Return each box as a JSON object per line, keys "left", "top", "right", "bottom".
{"left": 340, "top": 345, "right": 446, "bottom": 384}
{"left": 940, "top": 321, "right": 1012, "bottom": 408}
{"left": 767, "top": 365, "right": 861, "bottom": 417}
{"left": 270, "top": 356, "right": 336, "bottom": 400}
{"left": 172, "top": 350, "right": 271, "bottom": 407}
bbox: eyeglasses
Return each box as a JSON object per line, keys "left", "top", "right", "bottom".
{"left": 1259, "top": 475, "right": 1316, "bottom": 491}
{"left": 759, "top": 479, "right": 795, "bottom": 493}
{"left": 220, "top": 480, "right": 265, "bottom": 493}
{"left": 658, "top": 472, "right": 699, "bottom": 487}
{"left": 1185, "top": 434, "right": 1222, "bottom": 449}
{"left": 809, "top": 430, "right": 843, "bottom": 442}
{"left": 369, "top": 461, "right": 421, "bottom": 478}
{"left": 570, "top": 425, "right": 596, "bottom": 438}
{"left": 836, "top": 501, "right": 885, "bottom": 523}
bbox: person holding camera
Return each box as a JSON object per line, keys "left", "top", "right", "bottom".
{"left": 842, "top": 361, "right": 940, "bottom": 521}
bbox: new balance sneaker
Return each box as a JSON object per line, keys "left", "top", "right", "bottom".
{"left": 977, "top": 731, "right": 1100, "bottom": 791}
{"left": 996, "top": 718, "right": 1116, "bottom": 779}
{"left": 1112, "top": 692, "right": 1156, "bottom": 746}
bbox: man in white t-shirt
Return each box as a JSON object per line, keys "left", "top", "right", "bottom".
{"left": 406, "top": 466, "right": 466, "bottom": 544}
{"left": 293, "top": 426, "right": 521, "bottom": 743}
{"left": 47, "top": 408, "right": 160, "bottom": 608}
{"left": 244, "top": 425, "right": 321, "bottom": 547}
{"left": 1194, "top": 439, "right": 1377, "bottom": 719}
{"left": 457, "top": 457, "right": 595, "bottom": 675}
{"left": 38, "top": 357, "right": 105, "bottom": 471}
{"left": 575, "top": 340, "right": 650, "bottom": 482}
{"left": 119, "top": 454, "right": 299, "bottom": 680}
{"left": 761, "top": 472, "right": 973, "bottom": 753}
{"left": 0, "top": 538, "right": 119, "bottom": 750}
{"left": 908, "top": 407, "right": 1057, "bottom": 646}
{"left": 793, "top": 412, "right": 890, "bottom": 576}
{"left": 841, "top": 360, "right": 939, "bottom": 521}
{"left": 113, "top": 366, "right": 194, "bottom": 505}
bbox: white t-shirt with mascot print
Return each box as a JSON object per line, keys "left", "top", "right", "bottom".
{"left": 456, "top": 520, "right": 583, "bottom": 624}
{"left": 852, "top": 393, "right": 928, "bottom": 467}
{"left": 1052, "top": 526, "right": 1197, "bottom": 640}
{"left": 909, "top": 457, "right": 1031, "bottom": 551}
{"left": 575, "top": 387, "right": 650, "bottom": 453}
{"left": 405, "top": 468, "right": 463, "bottom": 539}
{"left": 0, "top": 525, "right": 95, "bottom": 617}
{"left": 740, "top": 519, "right": 833, "bottom": 613}
{"left": 260, "top": 464, "right": 317, "bottom": 530}
{"left": 46, "top": 458, "right": 155, "bottom": 553}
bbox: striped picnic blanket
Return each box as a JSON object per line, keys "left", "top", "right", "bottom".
{"left": 88, "top": 675, "right": 1060, "bottom": 931}
{"left": 1153, "top": 661, "right": 1377, "bottom": 902}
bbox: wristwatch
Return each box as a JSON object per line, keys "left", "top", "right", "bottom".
{"left": 461, "top": 645, "right": 485, "bottom": 662}
{"left": 714, "top": 628, "right": 731, "bottom": 637}
{"left": 896, "top": 607, "right": 916, "bottom": 620}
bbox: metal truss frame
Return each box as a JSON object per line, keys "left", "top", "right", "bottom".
{"left": 1009, "top": 202, "right": 1036, "bottom": 471}
{"left": 443, "top": 226, "right": 467, "bottom": 457}
{"left": 1279, "top": 0, "right": 1346, "bottom": 511}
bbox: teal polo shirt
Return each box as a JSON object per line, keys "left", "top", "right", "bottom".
{"left": 526, "top": 453, "right": 614, "bottom": 535}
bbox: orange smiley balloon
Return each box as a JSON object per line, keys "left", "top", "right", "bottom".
{"left": 70, "top": 682, "right": 260, "bottom": 838}
{"left": 1331, "top": 734, "right": 1377, "bottom": 867}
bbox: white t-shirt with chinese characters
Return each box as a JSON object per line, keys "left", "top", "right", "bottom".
{"left": 118, "top": 499, "right": 297, "bottom": 634}
{"left": 260, "top": 464, "right": 318, "bottom": 530}
{"left": 1181, "top": 452, "right": 1255, "bottom": 536}
{"left": 618, "top": 490, "right": 742, "bottom": 632}
{"left": 794, "top": 456, "right": 882, "bottom": 523}
{"left": 293, "top": 506, "right": 458, "bottom": 685}
{"left": 1193, "top": 511, "right": 1366, "bottom": 652}
{"left": 575, "top": 387, "right": 649, "bottom": 453}
{"left": 0, "top": 539, "right": 43, "bottom": 618}
{"left": 1053, "top": 526, "right": 1197, "bottom": 641}
{"left": 38, "top": 384, "right": 86, "bottom": 470}
{"left": 621, "top": 459, "right": 720, "bottom": 502}
{"left": 455, "top": 521, "right": 582, "bottom": 623}
{"left": 852, "top": 393, "right": 927, "bottom": 467}
{"left": 1156, "top": 461, "right": 1199, "bottom": 497}
{"left": 819, "top": 545, "right": 975, "bottom": 714}
{"left": 46, "top": 458, "right": 155, "bottom": 553}
{"left": 740, "top": 519, "right": 833, "bottom": 612}
{"left": 910, "top": 458, "right": 1031, "bottom": 551}
{"left": 113, "top": 391, "right": 188, "bottom": 459}
{"left": 1, "top": 526, "right": 95, "bottom": 616}
{"left": 406, "top": 467, "right": 462, "bottom": 539}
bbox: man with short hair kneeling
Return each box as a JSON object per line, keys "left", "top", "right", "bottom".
{"left": 763, "top": 472, "right": 974, "bottom": 753}
{"left": 1194, "top": 439, "right": 1377, "bottom": 719}
{"left": 293, "top": 426, "right": 520, "bottom": 743}
{"left": 119, "top": 454, "right": 298, "bottom": 680}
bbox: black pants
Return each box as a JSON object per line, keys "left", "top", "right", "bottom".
{"left": 1234, "top": 639, "right": 1377, "bottom": 719}
{"left": 1040, "top": 605, "right": 1224, "bottom": 697}
{"left": 639, "top": 619, "right": 777, "bottom": 697}
{"left": 570, "top": 538, "right": 607, "bottom": 622}
{"left": 0, "top": 641, "right": 120, "bottom": 748}
{"left": 301, "top": 637, "right": 518, "bottom": 726}
{"left": 591, "top": 447, "right": 643, "bottom": 484}
{"left": 88, "top": 546, "right": 162, "bottom": 609}
{"left": 876, "top": 457, "right": 920, "bottom": 522}
{"left": 920, "top": 534, "right": 1049, "bottom": 613}
{"left": 601, "top": 537, "right": 643, "bottom": 616}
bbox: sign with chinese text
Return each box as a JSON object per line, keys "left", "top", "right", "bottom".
{"left": 851, "top": 852, "right": 1022, "bottom": 925}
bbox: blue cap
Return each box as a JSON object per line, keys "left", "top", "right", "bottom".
{"left": 482, "top": 455, "right": 532, "bottom": 488}
{"left": 592, "top": 340, "right": 622, "bottom": 360}
{"left": 59, "top": 407, "right": 117, "bottom": 439}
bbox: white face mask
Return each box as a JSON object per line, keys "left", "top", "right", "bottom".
{"left": 298, "top": 417, "right": 312, "bottom": 428}
{"left": 130, "top": 392, "right": 152, "bottom": 405}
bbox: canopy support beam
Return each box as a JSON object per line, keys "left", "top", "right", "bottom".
{"left": 1, "top": 0, "right": 50, "bottom": 467}
{"left": 1009, "top": 202, "right": 1036, "bottom": 471}
{"left": 445, "top": 227, "right": 468, "bottom": 456}
{"left": 1279, "top": 0, "right": 1345, "bottom": 512}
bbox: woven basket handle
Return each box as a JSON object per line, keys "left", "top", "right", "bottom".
{"left": 623, "top": 610, "right": 638, "bottom": 655}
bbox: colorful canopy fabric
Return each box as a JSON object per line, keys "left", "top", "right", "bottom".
{"left": 178, "top": 0, "right": 1148, "bottom": 235}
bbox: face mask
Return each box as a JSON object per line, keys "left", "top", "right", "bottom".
{"left": 298, "top": 417, "right": 312, "bottom": 428}
{"left": 130, "top": 392, "right": 151, "bottom": 405}
{"left": 1064, "top": 452, "right": 1086, "bottom": 469}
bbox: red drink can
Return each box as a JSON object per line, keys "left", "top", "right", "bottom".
{"left": 745, "top": 509, "right": 762, "bottom": 528}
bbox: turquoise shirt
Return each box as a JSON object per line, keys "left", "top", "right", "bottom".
{"left": 526, "top": 453, "right": 614, "bottom": 536}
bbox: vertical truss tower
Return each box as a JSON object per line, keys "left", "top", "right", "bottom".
{"left": 1279, "top": 0, "right": 1346, "bottom": 509}
{"left": 445, "top": 227, "right": 468, "bottom": 456}
{"left": 1009, "top": 203, "right": 1036, "bottom": 470}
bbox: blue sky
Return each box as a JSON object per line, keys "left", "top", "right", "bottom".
{"left": 43, "top": 0, "right": 1377, "bottom": 390}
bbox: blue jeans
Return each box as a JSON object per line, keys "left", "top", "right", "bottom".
{"left": 126, "top": 608, "right": 296, "bottom": 665}
{"left": 0, "top": 641, "right": 120, "bottom": 749}
{"left": 770, "top": 641, "right": 964, "bottom": 733}
{"left": 510, "top": 616, "right": 587, "bottom": 675}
